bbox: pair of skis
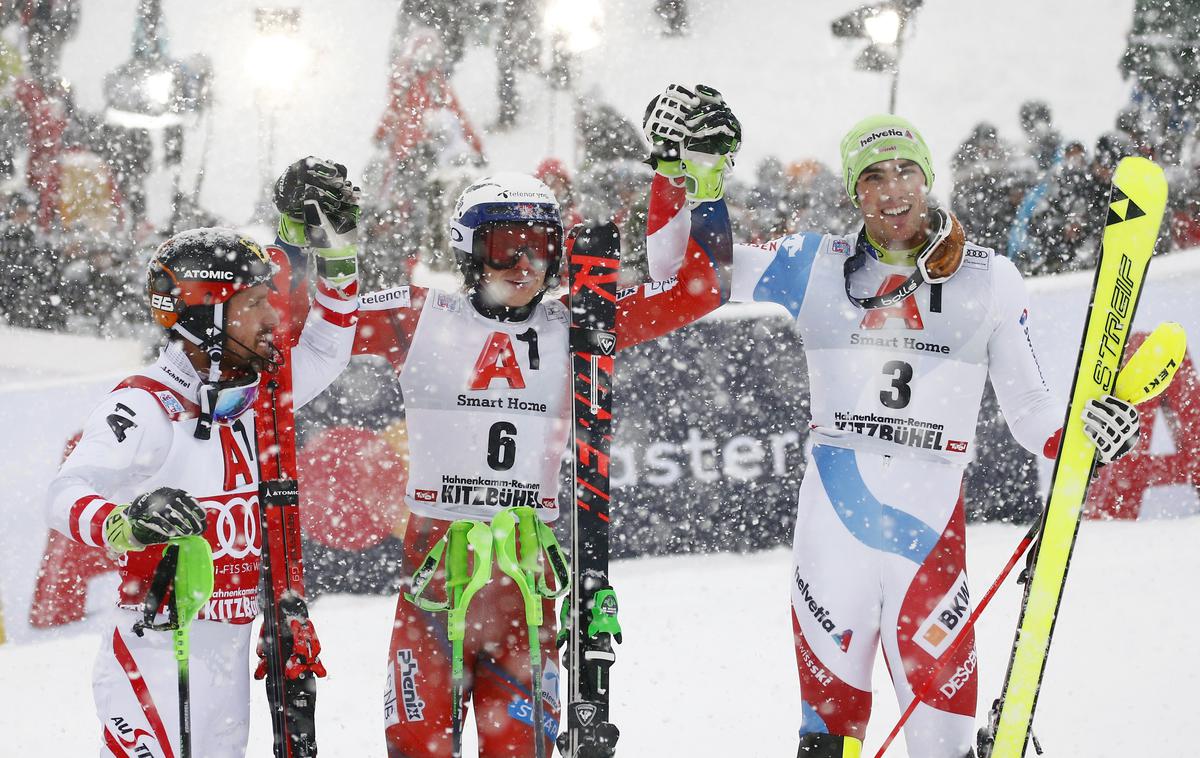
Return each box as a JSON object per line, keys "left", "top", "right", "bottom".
{"left": 251, "top": 243, "right": 328, "bottom": 758}
{"left": 975, "top": 157, "right": 1170, "bottom": 756}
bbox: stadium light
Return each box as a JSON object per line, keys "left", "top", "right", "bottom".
{"left": 249, "top": 7, "right": 305, "bottom": 223}
{"left": 544, "top": 0, "right": 604, "bottom": 54}
{"left": 830, "top": 1, "right": 923, "bottom": 113}
{"left": 863, "top": 8, "right": 901, "bottom": 46}
{"left": 248, "top": 8, "right": 307, "bottom": 93}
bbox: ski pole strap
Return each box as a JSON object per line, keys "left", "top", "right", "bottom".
{"left": 169, "top": 536, "right": 215, "bottom": 663}
{"left": 492, "top": 507, "right": 572, "bottom": 626}
{"left": 405, "top": 520, "right": 494, "bottom": 640}
{"left": 131, "top": 536, "right": 215, "bottom": 645}
{"left": 133, "top": 543, "right": 180, "bottom": 637}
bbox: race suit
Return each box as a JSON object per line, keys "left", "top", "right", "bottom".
{"left": 45, "top": 239, "right": 356, "bottom": 758}
{"left": 354, "top": 213, "right": 726, "bottom": 757}
{"left": 647, "top": 174, "right": 1062, "bottom": 756}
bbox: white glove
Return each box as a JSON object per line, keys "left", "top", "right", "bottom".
{"left": 1082, "top": 394, "right": 1140, "bottom": 464}
{"left": 643, "top": 83, "right": 700, "bottom": 174}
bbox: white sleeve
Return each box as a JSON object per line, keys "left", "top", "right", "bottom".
{"left": 291, "top": 286, "right": 358, "bottom": 410}
{"left": 729, "top": 234, "right": 825, "bottom": 317}
{"left": 45, "top": 388, "right": 171, "bottom": 548}
{"left": 987, "top": 257, "right": 1063, "bottom": 457}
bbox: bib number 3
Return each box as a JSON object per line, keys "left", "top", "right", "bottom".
{"left": 880, "top": 360, "right": 913, "bottom": 409}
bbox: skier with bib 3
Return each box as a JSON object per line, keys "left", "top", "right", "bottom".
{"left": 643, "top": 89, "right": 1142, "bottom": 757}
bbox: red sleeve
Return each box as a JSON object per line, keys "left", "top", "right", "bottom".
{"left": 353, "top": 286, "right": 427, "bottom": 372}
{"left": 614, "top": 241, "right": 720, "bottom": 351}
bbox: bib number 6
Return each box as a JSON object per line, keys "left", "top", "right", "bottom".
{"left": 487, "top": 421, "right": 518, "bottom": 471}
{"left": 880, "top": 360, "right": 913, "bottom": 410}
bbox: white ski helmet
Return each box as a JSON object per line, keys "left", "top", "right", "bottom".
{"left": 449, "top": 172, "right": 564, "bottom": 287}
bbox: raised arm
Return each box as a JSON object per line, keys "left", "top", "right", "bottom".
{"left": 270, "top": 157, "right": 363, "bottom": 409}
{"left": 616, "top": 189, "right": 728, "bottom": 349}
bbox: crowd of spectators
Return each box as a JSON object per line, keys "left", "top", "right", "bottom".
{"left": 3, "top": 0, "right": 1200, "bottom": 338}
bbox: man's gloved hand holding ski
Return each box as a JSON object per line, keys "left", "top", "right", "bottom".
{"left": 1082, "top": 394, "right": 1140, "bottom": 464}
{"left": 274, "top": 156, "right": 362, "bottom": 290}
{"left": 104, "top": 486, "right": 207, "bottom": 553}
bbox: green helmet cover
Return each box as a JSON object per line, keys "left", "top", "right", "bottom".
{"left": 840, "top": 114, "right": 935, "bottom": 207}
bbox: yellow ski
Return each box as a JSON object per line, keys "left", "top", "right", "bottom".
{"left": 983, "top": 156, "right": 1168, "bottom": 758}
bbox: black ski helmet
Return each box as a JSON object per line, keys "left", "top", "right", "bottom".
{"left": 148, "top": 227, "right": 275, "bottom": 359}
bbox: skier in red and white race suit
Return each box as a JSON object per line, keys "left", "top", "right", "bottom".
{"left": 44, "top": 161, "right": 360, "bottom": 758}
{"left": 642, "top": 88, "right": 1143, "bottom": 757}
{"left": 352, "top": 169, "right": 729, "bottom": 757}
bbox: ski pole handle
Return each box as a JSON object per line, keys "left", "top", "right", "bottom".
{"left": 446, "top": 520, "right": 494, "bottom": 643}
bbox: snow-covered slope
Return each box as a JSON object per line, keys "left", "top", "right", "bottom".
{"left": 3, "top": 519, "right": 1196, "bottom": 755}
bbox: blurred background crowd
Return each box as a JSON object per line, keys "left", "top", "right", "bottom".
{"left": 1, "top": 0, "right": 1198, "bottom": 339}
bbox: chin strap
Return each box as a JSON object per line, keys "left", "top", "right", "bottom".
{"left": 843, "top": 208, "right": 955, "bottom": 310}
{"left": 469, "top": 286, "right": 546, "bottom": 322}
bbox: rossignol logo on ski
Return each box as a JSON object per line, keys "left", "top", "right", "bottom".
{"left": 396, "top": 649, "right": 426, "bottom": 722}
{"left": 597, "top": 332, "right": 616, "bottom": 355}
{"left": 573, "top": 702, "right": 598, "bottom": 726}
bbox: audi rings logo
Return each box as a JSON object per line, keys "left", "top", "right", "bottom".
{"left": 204, "top": 496, "right": 261, "bottom": 559}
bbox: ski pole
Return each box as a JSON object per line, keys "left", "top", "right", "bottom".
{"left": 171, "top": 536, "right": 216, "bottom": 758}
{"left": 873, "top": 522, "right": 1038, "bottom": 758}
{"left": 131, "top": 535, "right": 215, "bottom": 758}
{"left": 492, "top": 507, "right": 571, "bottom": 758}
{"left": 406, "top": 520, "right": 493, "bottom": 758}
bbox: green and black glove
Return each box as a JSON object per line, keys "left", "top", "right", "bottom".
{"left": 273, "top": 156, "right": 361, "bottom": 289}
{"left": 642, "top": 83, "right": 699, "bottom": 179}
{"left": 680, "top": 85, "right": 741, "bottom": 203}
{"left": 104, "top": 487, "right": 207, "bottom": 553}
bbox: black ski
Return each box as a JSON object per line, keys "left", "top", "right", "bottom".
{"left": 558, "top": 222, "right": 622, "bottom": 757}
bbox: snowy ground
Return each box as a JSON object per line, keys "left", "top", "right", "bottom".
{"left": 4, "top": 518, "right": 1197, "bottom": 756}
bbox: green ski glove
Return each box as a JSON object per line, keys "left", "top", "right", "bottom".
{"left": 274, "top": 156, "right": 362, "bottom": 290}
{"left": 681, "top": 85, "right": 741, "bottom": 203}
{"left": 642, "top": 83, "right": 699, "bottom": 179}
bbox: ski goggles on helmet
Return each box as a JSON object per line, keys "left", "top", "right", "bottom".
{"left": 211, "top": 373, "right": 260, "bottom": 424}
{"left": 476, "top": 221, "right": 563, "bottom": 272}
